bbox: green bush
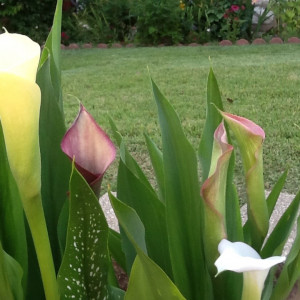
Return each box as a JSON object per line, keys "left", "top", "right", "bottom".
{"left": 131, "top": 0, "right": 183, "bottom": 45}
{"left": 0, "top": 0, "right": 56, "bottom": 43}
{"left": 270, "top": 0, "right": 300, "bottom": 39}
{"left": 61, "top": 0, "right": 135, "bottom": 44}
{"left": 181, "top": 0, "right": 253, "bottom": 43}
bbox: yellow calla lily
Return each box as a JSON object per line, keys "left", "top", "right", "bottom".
{"left": 0, "top": 30, "right": 41, "bottom": 199}
{"left": 0, "top": 29, "right": 41, "bottom": 81}
{"left": 0, "top": 31, "right": 59, "bottom": 299}
{"left": 0, "top": 73, "right": 41, "bottom": 199}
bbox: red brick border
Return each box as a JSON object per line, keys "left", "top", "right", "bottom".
{"left": 61, "top": 37, "right": 300, "bottom": 49}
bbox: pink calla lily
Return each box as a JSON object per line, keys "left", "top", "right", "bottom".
{"left": 201, "top": 122, "right": 233, "bottom": 273}
{"left": 220, "top": 111, "right": 268, "bottom": 250}
{"left": 61, "top": 105, "right": 116, "bottom": 196}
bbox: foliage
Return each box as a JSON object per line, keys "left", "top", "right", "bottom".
{"left": 0, "top": 0, "right": 56, "bottom": 43}
{"left": 62, "top": 0, "right": 135, "bottom": 44}
{"left": 270, "top": 0, "right": 300, "bottom": 38}
{"left": 61, "top": 45, "right": 300, "bottom": 197}
{"left": 131, "top": 0, "right": 183, "bottom": 45}
{"left": 1, "top": 1, "right": 300, "bottom": 299}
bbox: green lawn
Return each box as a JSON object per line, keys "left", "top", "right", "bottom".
{"left": 61, "top": 44, "right": 300, "bottom": 198}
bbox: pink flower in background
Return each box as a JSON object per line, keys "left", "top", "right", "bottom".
{"left": 241, "top": 5, "right": 246, "bottom": 10}
{"left": 61, "top": 32, "right": 69, "bottom": 40}
{"left": 231, "top": 5, "right": 240, "bottom": 12}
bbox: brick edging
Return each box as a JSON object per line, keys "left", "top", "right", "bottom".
{"left": 61, "top": 37, "right": 300, "bottom": 50}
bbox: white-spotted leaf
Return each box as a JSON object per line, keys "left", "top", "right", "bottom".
{"left": 57, "top": 163, "right": 110, "bottom": 299}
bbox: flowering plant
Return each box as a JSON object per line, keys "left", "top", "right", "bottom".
{"left": 221, "top": 3, "right": 248, "bottom": 41}
{"left": 0, "top": 1, "right": 299, "bottom": 300}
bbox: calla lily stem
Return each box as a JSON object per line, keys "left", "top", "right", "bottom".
{"left": 23, "top": 193, "right": 59, "bottom": 300}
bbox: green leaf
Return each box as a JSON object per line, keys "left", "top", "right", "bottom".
{"left": 125, "top": 252, "right": 186, "bottom": 300}
{"left": 261, "top": 191, "right": 300, "bottom": 258}
{"left": 199, "top": 68, "right": 224, "bottom": 182}
{"left": 57, "top": 164, "right": 110, "bottom": 299}
{"left": 110, "top": 118, "right": 154, "bottom": 193}
{"left": 109, "top": 286, "right": 125, "bottom": 300}
{"left": 0, "top": 242, "right": 23, "bottom": 300}
{"left": 266, "top": 170, "right": 288, "bottom": 217}
{"left": 117, "top": 152, "right": 172, "bottom": 278}
{"left": 144, "top": 133, "right": 165, "bottom": 203}
{"left": 151, "top": 78, "right": 212, "bottom": 299}
{"left": 270, "top": 207, "right": 300, "bottom": 300}
{"left": 0, "top": 121, "right": 27, "bottom": 291}
{"left": 37, "top": 54, "right": 71, "bottom": 271}
{"left": 109, "top": 192, "right": 185, "bottom": 300}
{"left": 109, "top": 191, "right": 147, "bottom": 255}
{"left": 39, "top": 0, "right": 63, "bottom": 110}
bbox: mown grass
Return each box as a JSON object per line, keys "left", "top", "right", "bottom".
{"left": 61, "top": 44, "right": 300, "bottom": 199}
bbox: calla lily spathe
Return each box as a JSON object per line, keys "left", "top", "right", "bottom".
{"left": 61, "top": 104, "right": 116, "bottom": 197}
{"left": 215, "top": 239, "right": 286, "bottom": 300}
{"left": 220, "top": 111, "right": 268, "bottom": 250}
{"left": 0, "top": 30, "right": 41, "bottom": 200}
{"left": 201, "top": 122, "right": 233, "bottom": 274}
{"left": 0, "top": 30, "right": 59, "bottom": 299}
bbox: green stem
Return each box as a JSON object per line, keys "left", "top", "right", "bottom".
{"left": 23, "top": 193, "right": 59, "bottom": 300}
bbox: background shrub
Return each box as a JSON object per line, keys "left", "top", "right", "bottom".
{"left": 130, "top": 0, "right": 184, "bottom": 45}
{"left": 0, "top": 0, "right": 56, "bottom": 43}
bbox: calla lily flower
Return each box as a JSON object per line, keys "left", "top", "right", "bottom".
{"left": 201, "top": 122, "right": 233, "bottom": 273}
{"left": 61, "top": 104, "right": 116, "bottom": 197}
{"left": 0, "top": 30, "right": 41, "bottom": 200}
{"left": 220, "top": 111, "right": 268, "bottom": 250}
{"left": 215, "top": 239, "right": 285, "bottom": 300}
{"left": 0, "top": 30, "right": 59, "bottom": 299}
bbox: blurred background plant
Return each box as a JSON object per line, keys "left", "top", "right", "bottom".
{"left": 1, "top": 0, "right": 299, "bottom": 45}
{"left": 131, "top": 0, "right": 183, "bottom": 45}
{"left": 0, "top": 0, "right": 56, "bottom": 43}
{"left": 269, "top": 0, "right": 300, "bottom": 40}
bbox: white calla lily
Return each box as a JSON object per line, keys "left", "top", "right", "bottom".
{"left": 215, "top": 239, "right": 286, "bottom": 300}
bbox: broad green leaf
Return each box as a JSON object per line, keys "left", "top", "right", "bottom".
{"left": 110, "top": 119, "right": 154, "bottom": 193}
{"left": 144, "top": 133, "right": 165, "bottom": 203}
{"left": 261, "top": 191, "right": 300, "bottom": 258}
{"left": 0, "top": 242, "right": 23, "bottom": 300}
{"left": 109, "top": 286, "right": 125, "bottom": 300}
{"left": 117, "top": 152, "right": 172, "bottom": 278}
{"left": 39, "top": 0, "right": 63, "bottom": 110}
{"left": 199, "top": 68, "right": 224, "bottom": 181}
{"left": 270, "top": 210, "right": 300, "bottom": 300}
{"left": 37, "top": 55, "right": 71, "bottom": 272}
{"left": 57, "top": 164, "right": 110, "bottom": 299}
{"left": 109, "top": 192, "right": 185, "bottom": 300}
{"left": 266, "top": 170, "right": 288, "bottom": 216}
{"left": 125, "top": 252, "right": 186, "bottom": 300}
{"left": 36, "top": 0, "right": 70, "bottom": 276}
{"left": 0, "top": 121, "right": 27, "bottom": 291}
{"left": 243, "top": 170, "right": 288, "bottom": 243}
{"left": 151, "top": 78, "right": 212, "bottom": 300}
{"left": 109, "top": 191, "right": 147, "bottom": 255}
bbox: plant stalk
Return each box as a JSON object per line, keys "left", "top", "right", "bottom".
{"left": 23, "top": 193, "right": 59, "bottom": 300}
